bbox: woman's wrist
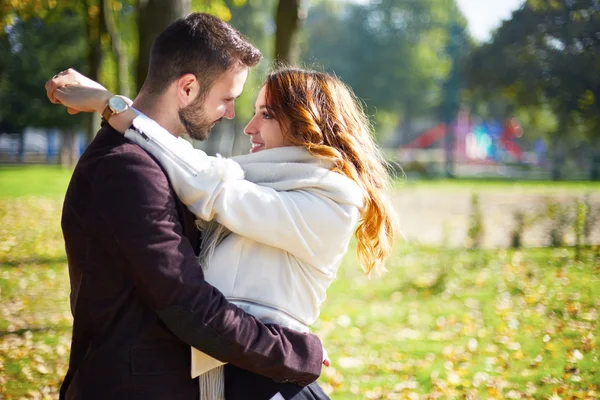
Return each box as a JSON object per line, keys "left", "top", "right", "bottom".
{"left": 95, "top": 90, "right": 115, "bottom": 114}
{"left": 107, "top": 108, "right": 137, "bottom": 134}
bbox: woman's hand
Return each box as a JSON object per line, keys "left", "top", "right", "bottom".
{"left": 45, "top": 68, "right": 136, "bottom": 135}
{"left": 322, "top": 345, "right": 331, "bottom": 367}
{"left": 45, "top": 68, "right": 113, "bottom": 114}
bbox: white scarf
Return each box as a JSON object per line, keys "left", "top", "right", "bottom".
{"left": 196, "top": 146, "right": 364, "bottom": 268}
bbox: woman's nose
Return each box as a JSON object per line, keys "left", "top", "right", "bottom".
{"left": 244, "top": 117, "right": 257, "bottom": 136}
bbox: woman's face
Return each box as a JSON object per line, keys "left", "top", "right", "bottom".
{"left": 244, "top": 86, "right": 290, "bottom": 154}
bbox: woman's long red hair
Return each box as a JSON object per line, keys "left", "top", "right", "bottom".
{"left": 264, "top": 68, "right": 397, "bottom": 275}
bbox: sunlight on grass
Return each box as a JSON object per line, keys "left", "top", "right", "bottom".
{"left": 0, "top": 166, "right": 73, "bottom": 198}
{"left": 314, "top": 244, "right": 599, "bottom": 399}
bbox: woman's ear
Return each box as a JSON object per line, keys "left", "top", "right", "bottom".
{"left": 176, "top": 73, "right": 200, "bottom": 106}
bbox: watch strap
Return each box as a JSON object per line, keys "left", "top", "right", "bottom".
{"left": 101, "top": 95, "right": 129, "bottom": 122}
{"left": 101, "top": 104, "right": 114, "bottom": 122}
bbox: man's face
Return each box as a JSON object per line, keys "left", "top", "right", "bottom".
{"left": 178, "top": 64, "right": 248, "bottom": 141}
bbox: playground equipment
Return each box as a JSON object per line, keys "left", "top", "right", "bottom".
{"left": 402, "top": 114, "right": 523, "bottom": 163}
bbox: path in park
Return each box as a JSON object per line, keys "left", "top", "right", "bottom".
{"left": 391, "top": 184, "right": 600, "bottom": 248}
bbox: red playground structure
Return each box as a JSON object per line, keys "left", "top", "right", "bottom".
{"left": 401, "top": 113, "right": 523, "bottom": 163}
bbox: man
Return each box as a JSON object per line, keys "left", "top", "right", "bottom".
{"left": 47, "top": 13, "right": 325, "bottom": 399}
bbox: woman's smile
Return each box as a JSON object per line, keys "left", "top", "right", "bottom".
{"left": 250, "top": 141, "right": 265, "bottom": 153}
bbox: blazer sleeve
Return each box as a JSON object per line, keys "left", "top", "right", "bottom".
{"left": 91, "top": 147, "right": 323, "bottom": 386}
{"left": 124, "top": 113, "right": 360, "bottom": 265}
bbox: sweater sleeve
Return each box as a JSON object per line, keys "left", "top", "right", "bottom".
{"left": 124, "top": 113, "right": 359, "bottom": 265}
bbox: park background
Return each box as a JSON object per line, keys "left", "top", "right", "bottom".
{"left": 0, "top": 0, "right": 599, "bottom": 399}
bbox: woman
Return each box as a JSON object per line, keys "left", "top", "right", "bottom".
{"left": 50, "top": 67, "right": 397, "bottom": 400}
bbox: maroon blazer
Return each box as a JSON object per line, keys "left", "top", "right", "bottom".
{"left": 59, "top": 125, "right": 323, "bottom": 399}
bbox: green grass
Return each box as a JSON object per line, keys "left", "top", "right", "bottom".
{"left": 3, "top": 164, "right": 598, "bottom": 197}
{"left": 1, "top": 167, "right": 599, "bottom": 399}
{"left": 313, "top": 244, "right": 600, "bottom": 399}
{"left": 0, "top": 166, "right": 73, "bottom": 198}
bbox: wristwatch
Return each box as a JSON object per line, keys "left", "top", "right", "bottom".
{"left": 102, "top": 95, "right": 129, "bottom": 122}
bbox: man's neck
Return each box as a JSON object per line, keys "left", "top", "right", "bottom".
{"left": 132, "top": 93, "right": 181, "bottom": 137}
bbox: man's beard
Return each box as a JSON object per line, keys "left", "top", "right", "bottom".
{"left": 178, "top": 97, "right": 221, "bottom": 141}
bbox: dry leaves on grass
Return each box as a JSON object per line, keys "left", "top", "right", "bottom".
{"left": 314, "top": 247, "right": 599, "bottom": 399}
{"left": 1, "top": 198, "right": 599, "bottom": 399}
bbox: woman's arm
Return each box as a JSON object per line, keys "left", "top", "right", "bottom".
{"left": 45, "top": 68, "right": 137, "bottom": 133}
{"left": 124, "top": 113, "right": 244, "bottom": 215}
{"left": 46, "top": 70, "right": 359, "bottom": 264}
{"left": 126, "top": 113, "right": 360, "bottom": 265}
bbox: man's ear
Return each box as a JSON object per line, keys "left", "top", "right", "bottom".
{"left": 176, "top": 74, "right": 200, "bottom": 106}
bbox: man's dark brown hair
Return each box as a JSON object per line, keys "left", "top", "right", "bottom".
{"left": 142, "top": 13, "right": 261, "bottom": 97}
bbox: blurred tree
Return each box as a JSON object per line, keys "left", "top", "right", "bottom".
{"left": 0, "top": 0, "right": 104, "bottom": 146}
{"left": 464, "top": 0, "right": 600, "bottom": 180}
{"left": 303, "top": 0, "right": 468, "bottom": 144}
{"left": 136, "top": 0, "right": 191, "bottom": 91}
{"left": 80, "top": 0, "right": 107, "bottom": 144}
{"left": 193, "top": 0, "right": 240, "bottom": 20}
{"left": 274, "top": 0, "right": 304, "bottom": 63}
{"left": 0, "top": 9, "right": 87, "bottom": 165}
{"left": 102, "top": 0, "right": 132, "bottom": 97}
{"left": 0, "top": 0, "right": 67, "bottom": 30}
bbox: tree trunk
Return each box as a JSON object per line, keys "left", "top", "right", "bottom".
{"left": 550, "top": 118, "right": 567, "bottom": 181}
{"left": 103, "top": 0, "right": 130, "bottom": 97}
{"left": 274, "top": 0, "right": 303, "bottom": 64}
{"left": 83, "top": 0, "right": 106, "bottom": 145}
{"left": 590, "top": 145, "right": 600, "bottom": 182}
{"left": 442, "top": 22, "right": 461, "bottom": 179}
{"left": 136, "top": 0, "right": 191, "bottom": 91}
{"left": 550, "top": 134, "right": 563, "bottom": 181}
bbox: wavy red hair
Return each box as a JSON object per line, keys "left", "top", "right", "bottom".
{"left": 264, "top": 68, "right": 398, "bottom": 275}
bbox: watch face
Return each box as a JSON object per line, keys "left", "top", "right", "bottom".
{"left": 108, "top": 96, "right": 128, "bottom": 113}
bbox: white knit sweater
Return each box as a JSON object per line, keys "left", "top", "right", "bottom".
{"left": 124, "top": 113, "right": 364, "bottom": 378}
